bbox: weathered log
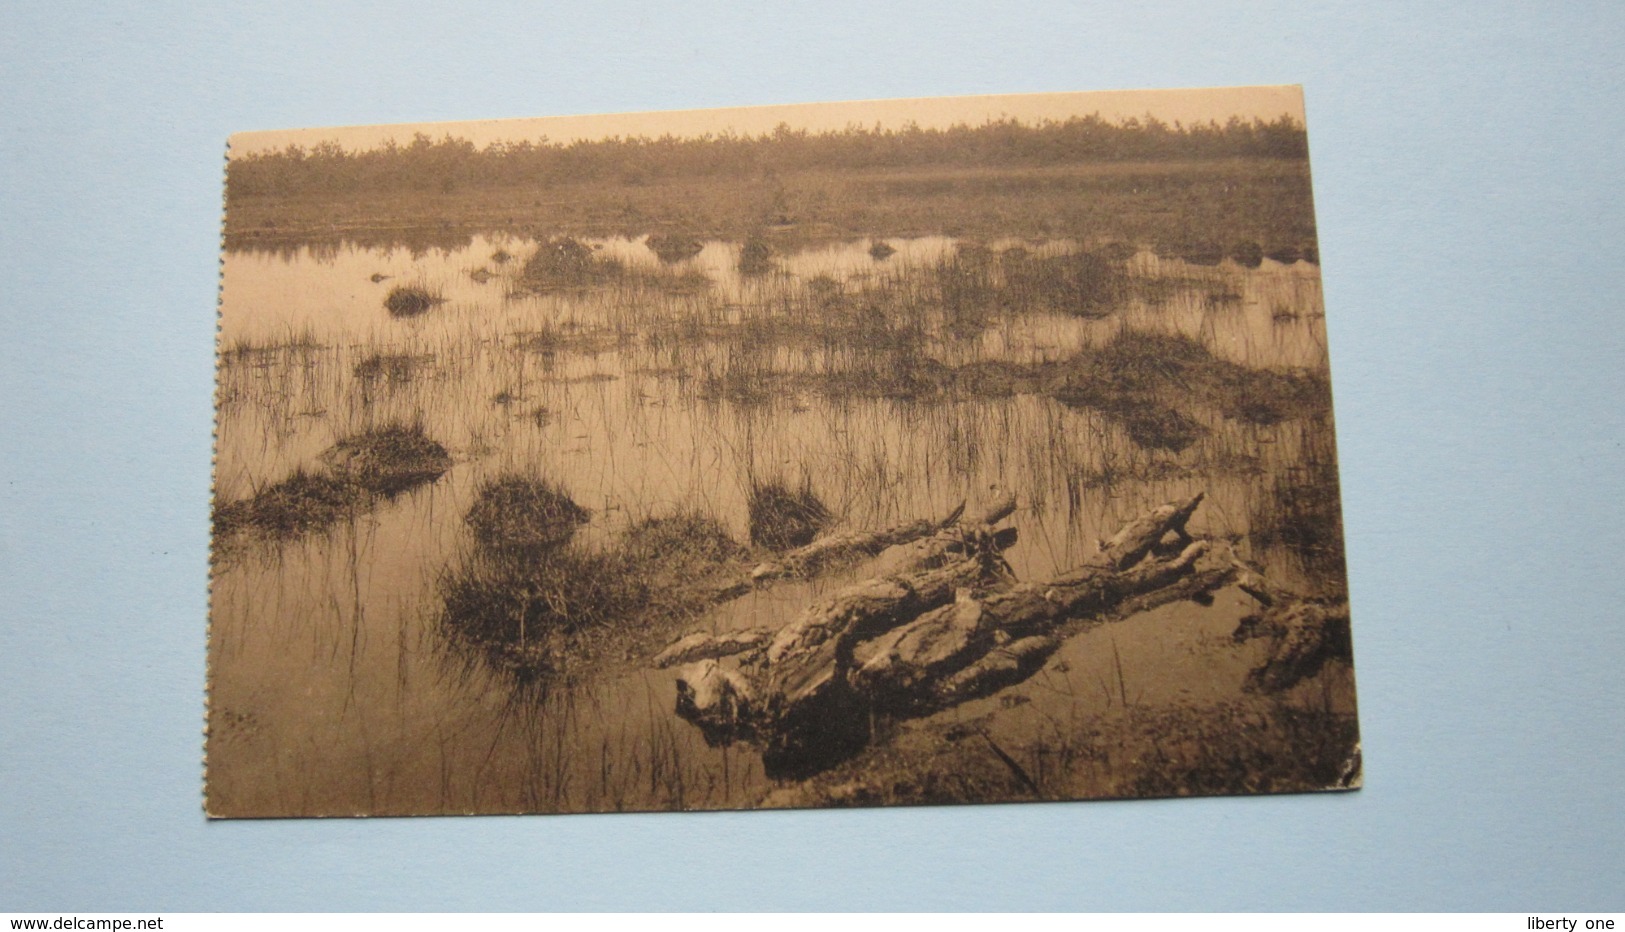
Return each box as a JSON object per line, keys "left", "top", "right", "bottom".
{"left": 1229, "top": 561, "right": 1352, "bottom": 693}
{"left": 653, "top": 627, "right": 772, "bottom": 668}
{"left": 1097, "top": 492, "right": 1204, "bottom": 569}
{"left": 756, "top": 557, "right": 993, "bottom": 732}
{"left": 981, "top": 540, "right": 1209, "bottom": 638}
{"left": 765, "top": 556, "right": 989, "bottom": 664}
{"left": 893, "top": 542, "right": 1210, "bottom": 705}
{"left": 764, "top": 542, "right": 1206, "bottom": 730}
{"left": 749, "top": 500, "right": 966, "bottom": 583}
{"left": 1116, "top": 564, "right": 1238, "bottom": 618}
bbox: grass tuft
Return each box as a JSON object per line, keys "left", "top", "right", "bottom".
{"left": 440, "top": 490, "right": 746, "bottom": 682}
{"left": 322, "top": 423, "right": 454, "bottom": 497}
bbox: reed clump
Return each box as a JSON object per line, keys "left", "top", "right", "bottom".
{"left": 212, "top": 468, "right": 362, "bottom": 540}
{"left": 383, "top": 285, "right": 443, "bottom": 317}
{"left": 321, "top": 423, "right": 455, "bottom": 497}
{"left": 520, "top": 236, "right": 712, "bottom": 294}
{"left": 520, "top": 237, "right": 607, "bottom": 288}
{"left": 738, "top": 235, "right": 774, "bottom": 275}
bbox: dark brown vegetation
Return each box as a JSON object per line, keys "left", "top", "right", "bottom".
{"left": 228, "top": 116, "right": 1308, "bottom": 200}
{"left": 747, "top": 478, "right": 834, "bottom": 550}
{"left": 213, "top": 423, "right": 451, "bottom": 543}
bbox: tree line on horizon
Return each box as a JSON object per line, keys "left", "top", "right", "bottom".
{"left": 227, "top": 114, "right": 1309, "bottom": 198}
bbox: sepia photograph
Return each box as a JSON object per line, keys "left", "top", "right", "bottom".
{"left": 208, "top": 86, "right": 1359, "bottom": 817}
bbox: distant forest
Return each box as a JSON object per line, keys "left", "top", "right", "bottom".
{"left": 227, "top": 115, "right": 1309, "bottom": 198}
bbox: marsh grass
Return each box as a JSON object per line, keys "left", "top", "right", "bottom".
{"left": 213, "top": 218, "right": 1344, "bottom": 813}
{"left": 353, "top": 352, "right": 430, "bottom": 384}
{"left": 219, "top": 328, "right": 323, "bottom": 364}
{"left": 1250, "top": 425, "right": 1347, "bottom": 595}
{"left": 989, "top": 247, "right": 1126, "bottom": 318}
{"left": 1054, "top": 328, "right": 1329, "bottom": 450}
{"left": 520, "top": 237, "right": 712, "bottom": 294}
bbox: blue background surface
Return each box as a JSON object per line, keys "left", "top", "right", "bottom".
{"left": 2, "top": 0, "right": 1622, "bottom": 911}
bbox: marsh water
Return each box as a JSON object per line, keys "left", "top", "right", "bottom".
{"left": 209, "top": 234, "right": 1348, "bottom": 815}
